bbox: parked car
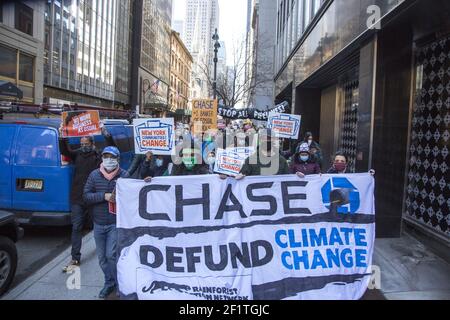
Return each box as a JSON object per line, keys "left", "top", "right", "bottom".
{"left": 0, "top": 210, "right": 23, "bottom": 296}
{"left": 0, "top": 117, "right": 134, "bottom": 226}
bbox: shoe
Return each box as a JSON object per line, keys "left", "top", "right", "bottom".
{"left": 99, "top": 286, "right": 116, "bottom": 299}
{"left": 62, "top": 260, "right": 80, "bottom": 273}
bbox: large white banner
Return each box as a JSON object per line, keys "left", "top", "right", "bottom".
{"left": 116, "top": 174, "right": 375, "bottom": 300}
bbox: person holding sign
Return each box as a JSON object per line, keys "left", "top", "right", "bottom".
{"left": 59, "top": 123, "right": 116, "bottom": 274}
{"left": 289, "top": 143, "right": 321, "bottom": 178}
{"left": 237, "top": 129, "right": 289, "bottom": 179}
{"left": 83, "top": 147, "right": 129, "bottom": 299}
{"left": 171, "top": 144, "right": 210, "bottom": 176}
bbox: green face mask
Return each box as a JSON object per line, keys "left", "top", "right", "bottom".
{"left": 183, "top": 157, "right": 196, "bottom": 170}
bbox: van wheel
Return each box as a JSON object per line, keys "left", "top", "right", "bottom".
{"left": 0, "top": 236, "right": 18, "bottom": 296}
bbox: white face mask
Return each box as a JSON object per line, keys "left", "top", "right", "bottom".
{"left": 155, "top": 159, "right": 164, "bottom": 167}
{"left": 103, "top": 158, "right": 119, "bottom": 171}
{"left": 207, "top": 157, "right": 216, "bottom": 165}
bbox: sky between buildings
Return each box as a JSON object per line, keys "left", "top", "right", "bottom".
{"left": 172, "top": 0, "right": 248, "bottom": 67}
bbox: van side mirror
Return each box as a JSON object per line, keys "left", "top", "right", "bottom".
{"left": 329, "top": 188, "right": 350, "bottom": 214}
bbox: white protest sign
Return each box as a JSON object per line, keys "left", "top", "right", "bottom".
{"left": 134, "top": 118, "right": 175, "bottom": 155}
{"left": 267, "top": 113, "right": 301, "bottom": 139}
{"left": 214, "top": 148, "right": 246, "bottom": 176}
{"left": 116, "top": 174, "right": 375, "bottom": 300}
{"left": 230, "top": 147, "right": 255, "bottom": 160}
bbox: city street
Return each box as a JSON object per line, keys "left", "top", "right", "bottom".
{"left": 10, "top": 226, "right": 75, "bottom": 291}
{"left": 0, "top": 0, "right": 449, "bottom": 305}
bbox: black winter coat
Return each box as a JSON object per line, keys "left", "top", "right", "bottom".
{"left": 59, "top": 134, "right": 115, "bottom": 205}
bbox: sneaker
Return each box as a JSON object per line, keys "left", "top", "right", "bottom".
{"left": 99, "top": 286, "right": 116, "bottom": 299}
{"left": 62, "top": 260, "right": 80, "bottom": 273}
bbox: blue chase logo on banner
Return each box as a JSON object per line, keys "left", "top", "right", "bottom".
{"left": 321, "top": 177, "right": 360, "bottom": 214}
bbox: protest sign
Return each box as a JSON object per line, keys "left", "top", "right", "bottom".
{"left": 267, "top": 113, "right": 301, "bottom": 139}
{"left": 214, "top": 148, "right": 247, "bottom": 176}
{"left": 192, "top": 99, "right": 218, "bottom": 134}
{"left": 117, "top": 173, "right": 375, "bottom": 300}
{"left": 61, "top": 110, "right": 101, "bottom": 138}
{"left": 134, "top": 118, "right": 175, "bottom": 155}
{"left": 217, "top": 101, "right": 290, "bottom": 121}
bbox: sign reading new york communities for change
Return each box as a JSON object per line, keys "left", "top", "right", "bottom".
{"left": 134, "top": 118, "right": 175, "bottom": 155}
{"left": 214, "top": 149, "right": 246, "bottom": 176}
{"left": 267, "top": 113, "right": 301, "bottom": 139}
{"left": 116, "top": 173, "right": 375, "bottom": 300}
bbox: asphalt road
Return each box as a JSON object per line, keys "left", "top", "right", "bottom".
{"left": 10, "top": 225, "right": 77, "bottom": 290}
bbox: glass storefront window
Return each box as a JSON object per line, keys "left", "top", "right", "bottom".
{"left": 0, "top": 45, "right": 17, "bottom": 79}
{"left": 19, "top": 53, "right": 34, "bottom": 82}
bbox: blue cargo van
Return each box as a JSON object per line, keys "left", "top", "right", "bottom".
{"left": 0, "top": 117, "right": 134, "bottom": 226}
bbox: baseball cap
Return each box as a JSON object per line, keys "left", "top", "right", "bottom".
{"left": 102, "top": 146, "right": 120, "bottom": 157}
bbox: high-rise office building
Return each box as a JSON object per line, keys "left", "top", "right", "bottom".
{"left": 183, "top": 0, "right": 219, "bottom": 98}
{"left": 0, "top": 1, "right": 45, "bottom": 103}
{"left": 43, "top": 0, "right": 134, "bottom": 108}
{"left": 131, "top": 0, "right": 172, "bottom": 116}
{"left": 245, "top": 0, "right": 277, "bottom": 109}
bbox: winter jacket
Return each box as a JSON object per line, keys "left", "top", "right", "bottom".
{"left": 83, "top": 168, "right": 129, "bottom": 225}
{"left": 171, "top": 164, "right": 210, "bottom": 176}
{"left": 59, "top": 133, "right": 116, "bottom": 205}
{"left": 289, "top": 152, "right": 321, "bottom": 175}
{"left": 240, "top": 149, "right": 289, "bottom": 176}
{"left": 296, "top": 140, "right": 323, "bottom": 168}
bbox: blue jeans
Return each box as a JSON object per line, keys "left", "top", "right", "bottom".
{"left": 93, "top": 223, "right": 117, "bottom": 288}
{"left": 71, "top": 204, "right": 88, "bottom": 261}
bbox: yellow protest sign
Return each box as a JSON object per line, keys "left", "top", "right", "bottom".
{"left": 191, "top": 99, "right": 218, "bottom": 134}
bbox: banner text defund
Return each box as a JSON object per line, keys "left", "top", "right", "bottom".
{"left": 117, "top": 174, "right": 375, "bottom": 300}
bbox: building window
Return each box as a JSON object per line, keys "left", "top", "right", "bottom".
{"left": 0, "top": 44, "right": 17, "bottom": 79}
{"left": 15, "top": 2, "right": 34, "bottom": 36}
{"left": 19, "top": 53, "right": 34, "bottom": 82}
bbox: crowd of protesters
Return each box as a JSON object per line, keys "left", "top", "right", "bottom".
{"left": 59, "top": 118, "right": 373, "bottom": 299}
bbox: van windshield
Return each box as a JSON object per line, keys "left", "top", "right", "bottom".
{"left": 16, "top": 127, "right": 58, "bottom": 166}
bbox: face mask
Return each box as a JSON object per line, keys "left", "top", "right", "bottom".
{"left": 155, "top": 159, "right": 164, "bottom": 167}
{"left": 81, "top": 146, "right": 93, "bottom": 153}
{"left": 334, "top": 162, "right": 347, "bottom": 172}
{"left": 207, "top": 157, "right": 216, "bottom": 165}
{"left": 183, "top": 157, "right": 196, "bottom": 170}
{"left": 103, "top": 158, "right": 119, "bottom": 171}
{"left": 300, "top": 155, "right": 309, "bottom": 162}
{"left": 308, "top": 139, "right": 313, "bottom": 146}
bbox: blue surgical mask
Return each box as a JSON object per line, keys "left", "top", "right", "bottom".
{"left": 300, "top": 155, "right": 309, "bottom": 162}
{"left": 155, "top": 159, "right": 164, "bottom": 167}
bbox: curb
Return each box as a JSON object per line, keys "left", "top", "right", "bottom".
{"left": 2, "top": 231, "right": 94, "bottom": 300}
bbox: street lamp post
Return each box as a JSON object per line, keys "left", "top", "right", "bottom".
{"left": 212, "top": 29, "right": 221, "bottom": 100}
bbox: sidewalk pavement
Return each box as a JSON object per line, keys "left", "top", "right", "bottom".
{"left": 2, "top": 230, "right": 450, "bottom": 300}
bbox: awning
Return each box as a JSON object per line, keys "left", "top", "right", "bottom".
{"left": 0, "top": 81, "right": 23, "bottom": 99}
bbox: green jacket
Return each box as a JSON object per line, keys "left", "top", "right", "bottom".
{"left": 240, "top": 150, "right": 289, "bottom": 176}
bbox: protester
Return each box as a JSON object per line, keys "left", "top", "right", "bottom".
{"left": 142, "top": 155, "right": 172, "bottom": 182}
{"left": 127, "top": 151, "right": 154, "bottom": 179}
{"left": 290, "top": 143, "right": 321, "bottom": 177}
{"left": 237, "top": 129, "right": 289, "bottom": 178}
{"left": 59, "top": 125, "right": 116, "bottom": 273}
{"left": 206, "top": 151, "right": 216, "bottom": 174}
{"left": 83, "top": 146, "right": 129, "bottom": 299}
{"left": 327, "top": 152, "right": 348, "bottom": 174}
{"left": 298, "top": 132, "right": 323, "bottom": 168}
{"left": 171, "top": 144, "right": 210, "bottom": 176}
